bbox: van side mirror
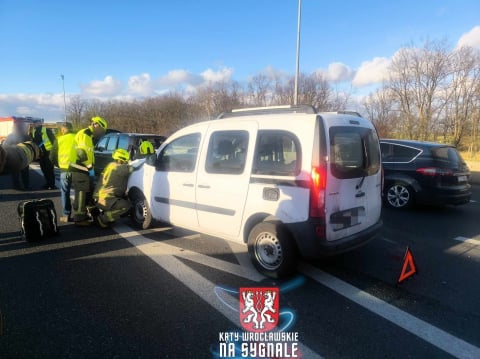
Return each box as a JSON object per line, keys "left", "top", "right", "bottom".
{"left": 145, "top": 154, "right": 157, "bottom": 166}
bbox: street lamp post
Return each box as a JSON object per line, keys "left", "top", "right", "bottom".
{"left": 294, "top": 0, "right": 302, "bottom": 106}
{"left": 61, "top": 74, "right": 67, "bottom": 122}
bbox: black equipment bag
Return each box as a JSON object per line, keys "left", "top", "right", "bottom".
{"left": 17, "top": 199, "right": 59, "bottom": 242}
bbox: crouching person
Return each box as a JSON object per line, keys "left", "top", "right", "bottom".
{"left": 93, "top": 149, "right": 134, "bottom": 228}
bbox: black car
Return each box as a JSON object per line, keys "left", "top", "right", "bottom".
{"left": 380, "top": 139, "right": 471, "bottom": 209}
{"left": 94, "top": 132, "right": 165, "bottom": 175}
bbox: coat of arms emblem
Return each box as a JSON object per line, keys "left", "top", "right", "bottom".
{"left": 239, "top": 287, "right": 279, "bottom": 332}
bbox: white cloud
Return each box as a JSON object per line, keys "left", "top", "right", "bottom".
{"left": 352, "top": 57, "right": 391, "bottom": 87}
{"left": 456, "top": 25, "right": 480, "bottom": 49}
{"left": 327, "top": 62, "right": 355, "bottom": 83}
{"left": 158, "top": 69, "right": 202, "bottom": 88}
{"left": 0, "top": 93, "right": 66, "bottom": 120}
{"left": 157, "top": 67, "right": 233, "bottom": 90}
{"left": 201, "top": 67, "right": 234, "bottom": 84}
{"left": 127, "top": 73, "right": 154, "bottom": 96}
{"left": 80, "top": 75, "right": 123, "bottom": 97}
{"left": 261, "top": 65, "right": 288, "bottom": 79}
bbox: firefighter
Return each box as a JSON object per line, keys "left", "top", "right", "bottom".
{"left": 132, "top": 139, "right": 155, "bottom": 160}
{"left": 50, "top": 122, "right": 76, "bottom": 222}
{"left": 0, "top": 141, "right": 40, "bottom": 175}
{"left": 3, "top": 122, "right": 32, "bottom": 190}
{"left": 93, "top": 148, "right": 135, "bottom": 228}
{"left": 70, "top": 116, "right": 107, "bottom": 226}
{"left": 31, "top": 119, "right": 57, "bottom": 189}
{"left": 140, "top": 139, "right": 154, "bottom": 156}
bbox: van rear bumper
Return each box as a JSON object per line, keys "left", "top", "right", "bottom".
{"left": 287, "top": 219, "right": 383, "bottom": 259}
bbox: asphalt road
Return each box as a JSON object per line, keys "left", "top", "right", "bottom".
{"left": 1, "top": 168, "right": 479, "bottom": 358}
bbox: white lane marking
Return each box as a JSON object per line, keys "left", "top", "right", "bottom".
{"left": 120, "top": 226, "right": 263, "bottom": 282}
{"left": 454, "top": 236, "right": 480, "bottom": 246}
{"left": 115, "top": 224, "right": 323, "bottom": 359}
{"left": 299, "top": 263, "right": 480, "bottom": 359}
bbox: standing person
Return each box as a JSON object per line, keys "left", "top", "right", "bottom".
{"left": 70, "top": 116, "right": 107, "bottom": 226}
{"left": 4, "top": 121, "right": 31, "bottom": 190}
{"left": 93, "top": 148, "right": 137, "bottom": 228}
{"left": 50, "top": 122, "right": 76, "bottom": 222}
{"left": 31, "top": 119, "right": 57, "bottom": 189}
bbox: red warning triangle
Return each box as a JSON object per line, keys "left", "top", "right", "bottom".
{"left": 398, "top": 247, "right": 417, "bottom": 283}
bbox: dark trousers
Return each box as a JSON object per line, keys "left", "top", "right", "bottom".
{"left": 11, "top": 166, "right": 30, "bottom": 190}
{"left": 72, "top": 171, "right": 93, "bottom": 222}
{"left": 97, "top": 197, "right": 131, "bottom": 223}
{"left": 39, "top": 152, "right": 56, "bottom": 188}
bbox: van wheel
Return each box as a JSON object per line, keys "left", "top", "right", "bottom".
{"left": 129, "top": 191, "right": 152, "bottom": 229}
{"left": 385, "top": 183, "right": 413, "bottom": 209}
{"left": 247, "top": 222, "right": 297, "bottom": 279}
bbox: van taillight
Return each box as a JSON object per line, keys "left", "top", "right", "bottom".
{"left": 310, "top": 166, "right": 326, "bottom": 218}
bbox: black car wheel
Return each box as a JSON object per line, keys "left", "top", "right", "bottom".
{"left": 385, "top": 183, "right": 414, "bottom": 209}
{"left": 129, "top": 190, "right": 153, "bottom": 229}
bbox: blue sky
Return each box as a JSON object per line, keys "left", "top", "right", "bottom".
{"left": 1, "top": 0, "right": 480, "bottom": 120}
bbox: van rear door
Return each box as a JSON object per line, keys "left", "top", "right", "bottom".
{"left": 324, "top": 121, "right": 382, "bottom": 241}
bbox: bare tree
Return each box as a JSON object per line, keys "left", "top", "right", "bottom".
{"left": 363, "top": 87, "right": 398, "bottom": 138}
{"left": 67, "top": 95, "right": 88, "bottom": 129}
{"left": 388, "top": 40, "right": 451, "bottom": 140}
{"left": 247, "top": 74, "right": 272, "bottom": 106}
{"left": 441, "top": 46, "right": 480, "bottom": 146}
{"left": 194, "top": 81, "right": 243, "bottom": 119}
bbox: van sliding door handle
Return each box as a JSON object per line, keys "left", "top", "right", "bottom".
{"left": 182, "top": 183, "right": 194, "bottom": 187}
{"left": 355, "top": 191, "right": 365, "bottom": 198}
{"left": 198, "top": 184, "right": 211, "bottom": 189}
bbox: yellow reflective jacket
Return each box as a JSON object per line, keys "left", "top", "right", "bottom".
{"left": 72, "top": 126, "right": 95, "bottom": 171}
{"left": 41, "top": 127, "right": 53, "bottom": 151}
{"left": 94, "top": 162, "right": 133, "bottom": 206}
{"left": 56, "top": 133, "right": 76, "bottom": 170}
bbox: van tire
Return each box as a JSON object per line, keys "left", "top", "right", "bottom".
{"left": 247, "top": 221, "right": 297, "bottom": 279}
{"left": 384, "top": 182, "right": 414, "bottom": 209}
{"left": 129, "top": 191, "right": 152, "bottom": 229}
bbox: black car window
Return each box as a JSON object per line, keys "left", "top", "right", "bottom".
{"left": 205, "top": 131, "right": 248, "bottom": 174}
{"left": 253, "top": 131, "right": 300, "bottom": 176}
{"left": 106, "top": 136, "right": 118, "bottom": 151}
{"left": 95, "top": 136, "right": 109, "bottom": 151}
{"left": 117, "top": 135, "right": 129, "bottom": 150}
{"left": 330, "top": 127, "right": 380, "bottom": 179}
{"left": 431, "top": 147, "right": 464, "bottom": 168}
{"left": 380, "top": 143, "right": 393, "bottom": 161}
{"left": 392, "top": 144, "right": 421, "bottom": 162}
{"left": 157, "top": 133, "right": 201, "bottom": 172}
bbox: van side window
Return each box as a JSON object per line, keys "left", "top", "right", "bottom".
{"left": 205, "top": 131, "right": 248, "bottom": 174}
{"left": 253, "top": 131, "right": 300, "bottom": 176}
{"left": 330, "top": 127, "right": 380, "bottom": 179}
{"left": 158, "top": 133, "right": 200, "bottom": 172}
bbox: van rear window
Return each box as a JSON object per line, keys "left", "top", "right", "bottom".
{"left": 330, "top": 127, "right": 380, "bottom": 179}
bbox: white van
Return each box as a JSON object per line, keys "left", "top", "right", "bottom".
{"left": 127, "top": 105, "right": 383, "bottom": 278}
